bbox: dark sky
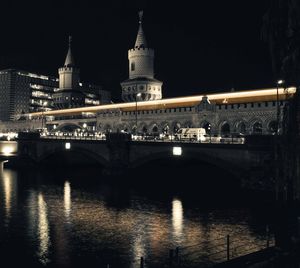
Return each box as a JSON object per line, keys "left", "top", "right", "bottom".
{"left": 0, "top": 0, "right": 274, "bottom": 101}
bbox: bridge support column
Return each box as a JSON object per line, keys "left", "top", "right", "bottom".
{"left": 103, "top": 132, "right": 131, "bottom": 176}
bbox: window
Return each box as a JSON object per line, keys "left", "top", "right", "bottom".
{"left": 131, "top": 62, "right": 135, "bottom": 71}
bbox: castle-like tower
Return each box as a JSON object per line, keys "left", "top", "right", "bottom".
{"left": 53, "top": 36, "right": 85, "bottom": 108}
{"left": 58, "top": 36, "right": 80, "bottom": 90}
{"left": 121, "top": 11, "right": 163, "bottom": 102}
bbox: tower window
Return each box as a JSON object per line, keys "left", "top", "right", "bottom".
{"left": 131, "top": 62, "right": 135, "bottom": 71}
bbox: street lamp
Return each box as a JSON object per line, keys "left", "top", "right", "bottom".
{"left": 275, "top": 79, "right": 284, "bottom": 201}
{"left": 135, "top": 92, "right": 142, "bottom": 134}
{"left": 276, "top": 79, "right": 284, "bottom": 134}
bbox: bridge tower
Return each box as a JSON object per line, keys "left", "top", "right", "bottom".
{"left": 121, "top": 11, "right": 163, "bottom": 102}
{"left": 53, "top": 36, "right": 84, "bottom": 108}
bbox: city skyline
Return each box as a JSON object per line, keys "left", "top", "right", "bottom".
{"left": 0, "top": 0, "right": 273, "bottom": 101}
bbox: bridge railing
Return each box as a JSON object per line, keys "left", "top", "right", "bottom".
{"left": 40, "top": 133, "right": 245, "bottom": 144}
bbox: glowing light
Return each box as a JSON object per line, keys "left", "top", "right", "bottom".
{"left": 83, "top": 123, "right": 87, "bottom": 128}
{"left": 172, "top": 199, "right": 183, "bottom": 242}
{"left": 64, "top": 181, "right": 71, "bottom": 220}
{"left": 65, "top": 142, "right": 71, "bottom": 150}
{"left": 27, "top": 87, "right": 297, "bottom": 117}
{"left": 1, "top": 171, "right": 14, "bottom": 220}
{"left": 0, "top": 142, "right": 18, "bottom": 156}
{"left": 277, "top": 80, "right": 284, "bottom": 85}
{"left": 173, "top": 146, "right": 182, "bottom": 156}
{"left": 37, "top": 193, "right": 50, "bottom": 265}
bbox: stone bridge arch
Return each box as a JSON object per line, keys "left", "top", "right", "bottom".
{"left": 55, "top": 123, "right": 82, "bottom": 132}
{"left": 130, "top": 148, "right": 246, "bottom": 181}
{"left": 38, "top": 146, "right": 109, "bottom": 167}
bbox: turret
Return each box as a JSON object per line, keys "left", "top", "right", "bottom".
{"left": 121, "top": 11, "right": 163, "bottom": 102}
{"left": 58, "top": 36, "right": 80, "bottom": 90}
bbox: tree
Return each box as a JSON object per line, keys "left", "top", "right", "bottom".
{"left": 262, "top": 0, "right": 300, "bottom": 85}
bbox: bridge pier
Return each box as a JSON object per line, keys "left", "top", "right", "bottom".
{"left": 103, "top": 132, "right": 131, "bottom": 176}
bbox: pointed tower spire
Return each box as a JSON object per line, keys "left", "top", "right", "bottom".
{"left": 64, "top": 36, "right": 75, "bottom": 67}
{"left": 134, "top": 10, "right": 148, "bottom": 48}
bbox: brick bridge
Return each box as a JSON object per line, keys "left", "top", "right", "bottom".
{"left": 4, "top": 133, "right": 276, "bottom": 191}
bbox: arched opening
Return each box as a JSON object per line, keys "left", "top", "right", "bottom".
{"left": 201, "top": 121, "right": 211, "bottom": 134}
{"left": 57, "top": 124, "right": 81, "bottom": 132}
{"left": 268, "top": 121, "right": 278, "bottom": 135}
{"left": 104, "top": 124, "right": 112, "bottom": 133}
{"left": 221, "top": 122, "right": 230, "bottom": 136}
{"left": 237, "top": 122, "right": 246, "bottom": 134}
{"left": 162, "top": 124, "right": 169, "bottom": 134}
{"left": 173, "top": 122, "right": 181, "bottom": 133}
{"left": 40, "top": 149, "right": 107, "bottom": 168}
{"left": 152, "top": 125, "right": 158, "bottom": 133}
{"left": 142, "top": 126, "right": 148, "bottom": 135}
{"left": 132, "top": 126, "right": 137, "bottom": 134}
{"left": 252, "top": 122, "right": 262, "bottom": 134}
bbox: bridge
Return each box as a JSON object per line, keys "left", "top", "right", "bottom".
{"left": 0, "top": 133, "right": 275, "bottom": 191}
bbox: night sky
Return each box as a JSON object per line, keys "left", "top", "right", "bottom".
{"left": 0, "top": 0, "right": 274, "bottom": 101}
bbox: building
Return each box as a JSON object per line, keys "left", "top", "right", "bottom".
{"left": 0, "top": 37, "right": 111, "bottom": 122}
{"left": 0, "top": 11, "right": 297, "bottom": 136}
{"left": 120, "top": 11, "right": 163, "bottom": 102}
{"left": 0, "top": 69, "right": 59, "bottom": 121}
{"left": 53, "top": 36, "right": 110, "bottom": 109}
{"left": 25, "top": 10, "right": 296, "bottom": 136}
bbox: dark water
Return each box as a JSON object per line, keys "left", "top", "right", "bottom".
{"left": 0, "top": 160, "right": 275, "bottom": 268}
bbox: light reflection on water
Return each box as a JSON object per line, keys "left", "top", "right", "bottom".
{"left": 0, "top": 169, "right": 272, "bottom": 267}
{"left": 37, "top": 193, "right": 50, "bottom": 265}
{"left": 172, "top": 199, "right": 184, "bottom": 244}
{"left": 64, "top": 181, "right": 71, "bottom": 221}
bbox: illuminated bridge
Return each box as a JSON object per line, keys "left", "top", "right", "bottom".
{"left": 0, "top": 133, "right": 276, "bottom": 191}
{"left": 0, "top": 87, "right": 296, "bottom": 137}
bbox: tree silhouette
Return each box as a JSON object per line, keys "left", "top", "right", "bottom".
{"left": 262, "top": 0, "right": 300, "bottom": 85}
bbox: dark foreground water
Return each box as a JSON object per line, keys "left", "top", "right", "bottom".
{"left": 0, "top": 160, "right": 276, "bottom": 268}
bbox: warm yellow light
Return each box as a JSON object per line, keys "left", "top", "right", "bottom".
{"left": 64, "top": 181, "right": 71, "bottom": 220}
{"left": 27, "top": 87, "right": 297, "bottom": 117}
{"left": 37, "top": 193, "right": 50, "bottom": 264}
{"left": 172, "top": 199, "right": 183, "bottom": 240}
{"left": 0, "top": 142, "right": 17, "bottom": 156}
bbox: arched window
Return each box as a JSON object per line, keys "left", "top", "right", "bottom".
{"left": 201, "top": 121, "right": 211, "bottom": 134}
{"left": 173, "top": 122, "right": 181, "bottom": 133}
{"left": 268, "top": 121, "right": 278, "bottom": 135}
{"left": 162, "top": 125, "right": 169, "bottom": 134}
{"left": 152, "top": 125, "right": 158, "bottom": 133}
{"left": 142, "top": 126, "right": 147, "bottom": 134}
{"left": 221, "top": 122, "right": 230, "bottom": 136}
{"left": 237, "top": 122, "right": 246, "bottom": 134}
{"left": 252, "top": 122, "right": 262, "bottom": 134}
{"left": 131, "top": 62, "right": 135, "bottom": 71}
{"left": 132, "top": 125, "right": 137, "bottom": 134}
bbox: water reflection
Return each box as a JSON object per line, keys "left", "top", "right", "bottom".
{"left": 0, "top": 169, "right": 17, "bottom": 225}
{"left": 0, "top": 169, "right": 272, "bottom": 267}
{"left": 37, "top": 193, "right": 50, "bottom": 265}
{"left": 64, "top": 181, "right": 71, "bottom": 221}
{"left": 172, "top": 198, "right": 184, "bottom": 243}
